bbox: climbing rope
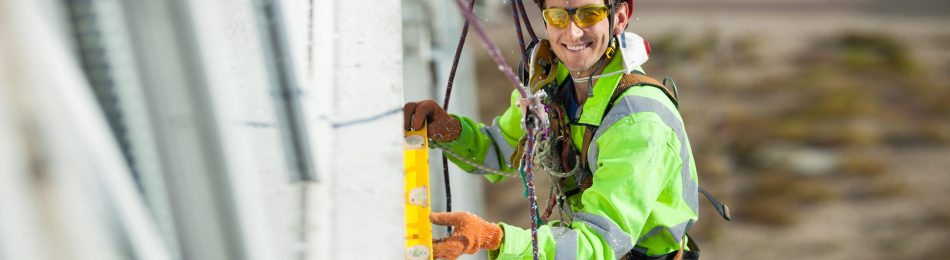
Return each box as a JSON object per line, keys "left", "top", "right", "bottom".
{"left": 431, "top": 142, "right": 519, "bottom": 177}
{"left": 510, "top": 0, "right": 538, "bottom": 64}
{"left": 509, "top": 0, "right": 527, "bottom": 62}
{"left": 438, "top": 0, "right": 476, "bottom": 234}
{"left": 519, "top": 123, "right": 543, "bottom": 260}
{"left": 516, "top": 0, "right": 538, "bottom": 43}
{"left": 448, "top": 0, "right": 545, "bottom": 258}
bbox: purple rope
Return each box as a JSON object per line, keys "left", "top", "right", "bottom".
{"left": 450, "top": 0, "right": 538, "bottom": 107}
{"left": 440, "top": 0, "right": 475, "bottom": 234}
{"left": 516, "top": 0, "right": 538, "bottom": 42}
{"left": 509, "top": 0, "right": 528, "bottom": 63}
{"left": 451, "top": 0, "right": 545, "bottom": 258}
{"left": 522, "top": 127, "right": 541, "bottom": 260}
{"left": 443, "top": 0, "right": 474, "bottom": 109}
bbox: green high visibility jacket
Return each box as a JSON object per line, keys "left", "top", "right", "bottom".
{"left": 437, "top": 52, "right": 700, "bottom": 259}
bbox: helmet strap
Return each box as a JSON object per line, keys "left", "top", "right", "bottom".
{"left": 584, "top": 1, "right": 620, "bottom": 98}
{"left": 605, "top": 0, "right": 621, "bottom": 58}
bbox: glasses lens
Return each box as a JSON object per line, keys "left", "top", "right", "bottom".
{"left": 543, "top": 9, "right": 570, "bottom": 28}
{"left": 576, "top": 6, "right": 608, "bottom": 27}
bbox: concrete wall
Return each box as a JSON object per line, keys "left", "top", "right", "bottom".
{"left": 308, "top": 0, "right": 406, "bottom": 258}
{"left": 0, "top": 1, "right": 170, "bottom": 259}
{"left": 1, "top": 0, "right": 410, "bottom": 258}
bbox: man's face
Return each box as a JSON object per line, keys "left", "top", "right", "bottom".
{"left": 543, "top": 0, "right": 626, "bottom": 73}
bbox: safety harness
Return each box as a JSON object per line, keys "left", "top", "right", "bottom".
{"left": 530, "top": 72, "right": 675, "bottom": 193}
{"left": 517, "top": 53, "right": 731, "bottom": 258}
{"left": 561, "top": 73, "right": 707, "bottom": 260}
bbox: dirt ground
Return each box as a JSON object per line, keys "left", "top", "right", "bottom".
{"left": 468, "top": 1, "right": 950, "bottom": 259}
{"left": 703, "top": 147, "right": 950, "bottom": 259}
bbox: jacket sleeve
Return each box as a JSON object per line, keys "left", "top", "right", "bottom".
{"left": 490, "top": 114, "right": 682, "bottom": 259}
{"left": 437, "top": 90, "right": 526, "bottom": 182}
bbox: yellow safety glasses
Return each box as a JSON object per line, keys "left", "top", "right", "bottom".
{"left": 542, "top": 4, "right": 610, "bottom": 29}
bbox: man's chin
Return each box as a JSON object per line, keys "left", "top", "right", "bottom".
{"left": 564, "top": 62, "right": 597, "bottom": 75}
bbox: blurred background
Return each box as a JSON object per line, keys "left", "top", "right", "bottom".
{"left": 407, "top": 0, "right": 950, "bottom": 259}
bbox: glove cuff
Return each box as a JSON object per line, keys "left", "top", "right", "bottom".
{"left": 480, "top": 222, "right": 504, "bottom": 251}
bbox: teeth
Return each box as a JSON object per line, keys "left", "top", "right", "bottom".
{"left": 566, "top": 43, "right": 588, "bottom": 51}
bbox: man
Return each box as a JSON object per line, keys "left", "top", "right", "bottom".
{"left": 404, "top": 0, "right": 702, "bottom": 259}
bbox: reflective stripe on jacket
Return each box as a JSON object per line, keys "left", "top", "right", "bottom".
{"left": 437, "top": 51, "right": 699, "bottom": 259}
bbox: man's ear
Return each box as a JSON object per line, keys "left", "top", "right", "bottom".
{"left": 613, "top": 3, "right": 630, "bottom": 35}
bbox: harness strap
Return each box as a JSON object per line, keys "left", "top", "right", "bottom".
{"left": 578, "top": 125, "right": 596, "bottom": 191}
{"left": 672, "top": 236, "right": 685, "bottom": 260}
{"left": 577, "top": 73, "right": 669, "bottom": 194}
{"left": 614, "top": 73, "right": 678, "bottom": 108}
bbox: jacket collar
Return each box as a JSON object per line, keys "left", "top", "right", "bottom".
{"left": 554, "top": 53, "right": 630, "bottom": 126}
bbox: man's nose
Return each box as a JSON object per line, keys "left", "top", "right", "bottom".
{"left": 567, "top": 20, "right": 584, "bottom": 39}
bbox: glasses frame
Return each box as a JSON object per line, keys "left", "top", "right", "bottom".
{"left": 541, "top": 4, "right": 612, "bottom": 29}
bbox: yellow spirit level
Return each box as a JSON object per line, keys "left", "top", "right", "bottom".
{"left": 404, "top": 127, "right": 432, "bottom": 260}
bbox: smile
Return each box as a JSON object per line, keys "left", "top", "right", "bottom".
{"left": 564, "top": 42, "right": 592, "bottom": 52}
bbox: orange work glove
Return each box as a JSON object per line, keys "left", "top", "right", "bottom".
{"left": 430, "top": 211, "right": 503, "bottom": 260}
{"left": 403, "top": 100, "right": 461, "bottom": 142}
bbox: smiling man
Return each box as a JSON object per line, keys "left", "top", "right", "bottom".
{"left": 403, "top": 0, "right": 703, "bottom": 259}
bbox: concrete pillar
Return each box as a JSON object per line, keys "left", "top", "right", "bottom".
{"left": 0, "top": 1, "right": 170, "bottom": 259}
{"left": 308, "top": 0, "right": 405, "bottom": 258}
